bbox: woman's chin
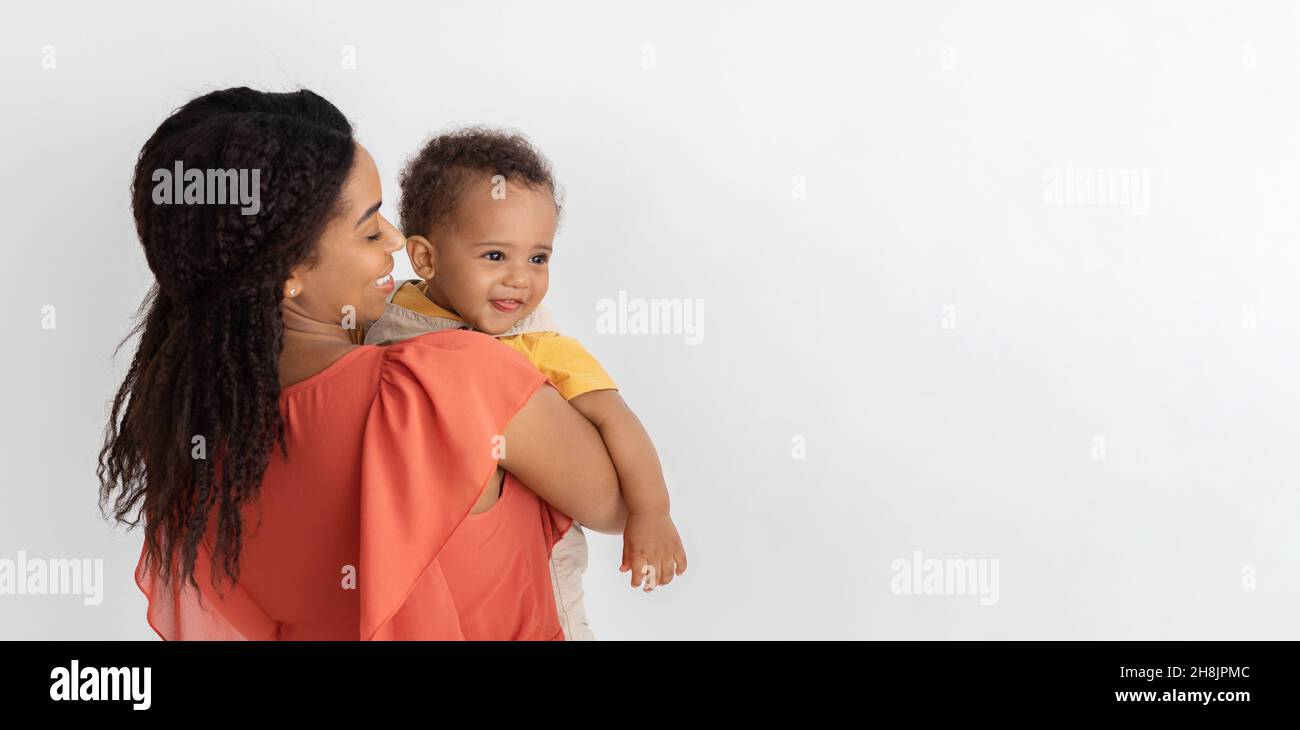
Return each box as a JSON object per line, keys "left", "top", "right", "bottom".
{"left": 358, "top": 300, "right": 389, "bottom": 326}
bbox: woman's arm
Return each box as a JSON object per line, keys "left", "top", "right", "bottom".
{"left": 500, "top": 384, "right": 627, "bottom": 534}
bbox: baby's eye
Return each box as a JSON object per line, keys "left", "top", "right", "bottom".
{"left": 483, "top": 251, "right": 505, "bottom": 262}
{"left": 529, "top": 254, "right": 548, "bottom": 265}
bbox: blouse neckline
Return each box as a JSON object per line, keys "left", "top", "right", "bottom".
{"left": 279, "top": 345, "right": 374, "bottom": 398}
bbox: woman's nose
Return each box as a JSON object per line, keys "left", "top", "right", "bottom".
{"left": 382, "top": 217, "right": 403, "bottom": 252}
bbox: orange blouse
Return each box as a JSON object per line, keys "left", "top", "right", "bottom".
{"left": 134, "top": 330, "right": 571, "bottom": 640}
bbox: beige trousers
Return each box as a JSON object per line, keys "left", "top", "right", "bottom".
{"left": 549, "top": 523, "right": 596, "bottom": 641}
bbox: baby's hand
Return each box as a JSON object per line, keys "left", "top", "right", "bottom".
{"left": 619, "top": 513, "right": 687, "bottom": 592}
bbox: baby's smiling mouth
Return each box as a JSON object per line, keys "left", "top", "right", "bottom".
{"left": 489, "top": 298, "right": 524, "bottom": 313}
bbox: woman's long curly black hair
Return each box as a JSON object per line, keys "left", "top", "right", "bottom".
{"left": 99, "top": 88, "right": 356, "bottom": 593}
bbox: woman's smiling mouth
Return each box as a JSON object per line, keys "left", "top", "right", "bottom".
{"left": 373, "top": 272, "right": 394, "bottom": 293}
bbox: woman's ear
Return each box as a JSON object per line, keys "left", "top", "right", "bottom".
{"left": 283, "top": 271, "right": 304, "bottom": 300}
{"left": 406, "top": 236, "right": 437, "bottom": 280}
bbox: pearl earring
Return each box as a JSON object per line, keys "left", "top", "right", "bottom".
{"left": 289, "top": 288, "right": 298, "bottom": 296}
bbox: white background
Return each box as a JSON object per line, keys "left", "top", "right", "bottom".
{"left": 2, "top": 0, "right": 1298, "bottom": 639}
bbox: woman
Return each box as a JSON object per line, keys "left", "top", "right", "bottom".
{"left": 98, "top": 87, "right": 625, "bottom": 640}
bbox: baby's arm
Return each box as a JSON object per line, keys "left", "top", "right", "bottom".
{"left": 570, "top": 389, "right": 688, "bottom": 590}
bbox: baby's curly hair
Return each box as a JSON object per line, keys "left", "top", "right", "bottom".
{"left": 398, "top": 127, "right": 561, "bottom": 238}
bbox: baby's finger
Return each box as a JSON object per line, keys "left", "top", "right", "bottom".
{"left": 629, "top": 556, "right": 648, "bottom": 588}
{"left": 656, "top": 556, "right": 674, "bottom": 587}
{"left": 674, "top": 545, "right": 688, "bottom": 575}
{"left": 641, "top": 564, "right": 657, "bottom": 592}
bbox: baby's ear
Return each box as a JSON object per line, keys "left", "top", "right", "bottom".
{"left": 406, "top": 235, "right": 436, "bottom": 279}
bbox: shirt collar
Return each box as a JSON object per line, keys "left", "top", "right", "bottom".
{"left": 391, "top": 279, "right": 463, "bottom": 322}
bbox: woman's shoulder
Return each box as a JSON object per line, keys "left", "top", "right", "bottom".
{"left": 279, "top": 342, "right": 383, "bottom": 398}
{"left": 374, "top": 329, "right": 546, "bottom": 415}
{"left": 377, "top": 329, "right": 546, "bottom": 390}
{"left": 280, "top": 331, "right": 529, "bottom": 396}
{"left": 277, "top": 330, "right": 546, "bottom": 432}
{"left": 382, "top": 328, "right": 513, "bottom": 359}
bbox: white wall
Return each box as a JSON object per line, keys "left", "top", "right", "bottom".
{"left": 2, "top": 0, "right": 1297, "bottom": 639}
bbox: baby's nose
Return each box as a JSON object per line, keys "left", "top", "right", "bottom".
{"left": 504, "top": 267, "right": 530, "bottom": 288}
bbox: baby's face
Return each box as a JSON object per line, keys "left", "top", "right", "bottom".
{"left": 426, "top": 176, "right": 556, "bottom": 334}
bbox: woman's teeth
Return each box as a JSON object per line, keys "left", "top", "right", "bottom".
{"left": 374, "top": 273, "right": 393, "bottom": 287}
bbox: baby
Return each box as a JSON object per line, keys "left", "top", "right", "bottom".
{"left": 361, "top": 128, "right": 687, "bottom": 640}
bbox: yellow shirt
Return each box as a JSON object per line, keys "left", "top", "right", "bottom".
{"left": 366, "top": 280, "right": 617, "bottom": 401}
